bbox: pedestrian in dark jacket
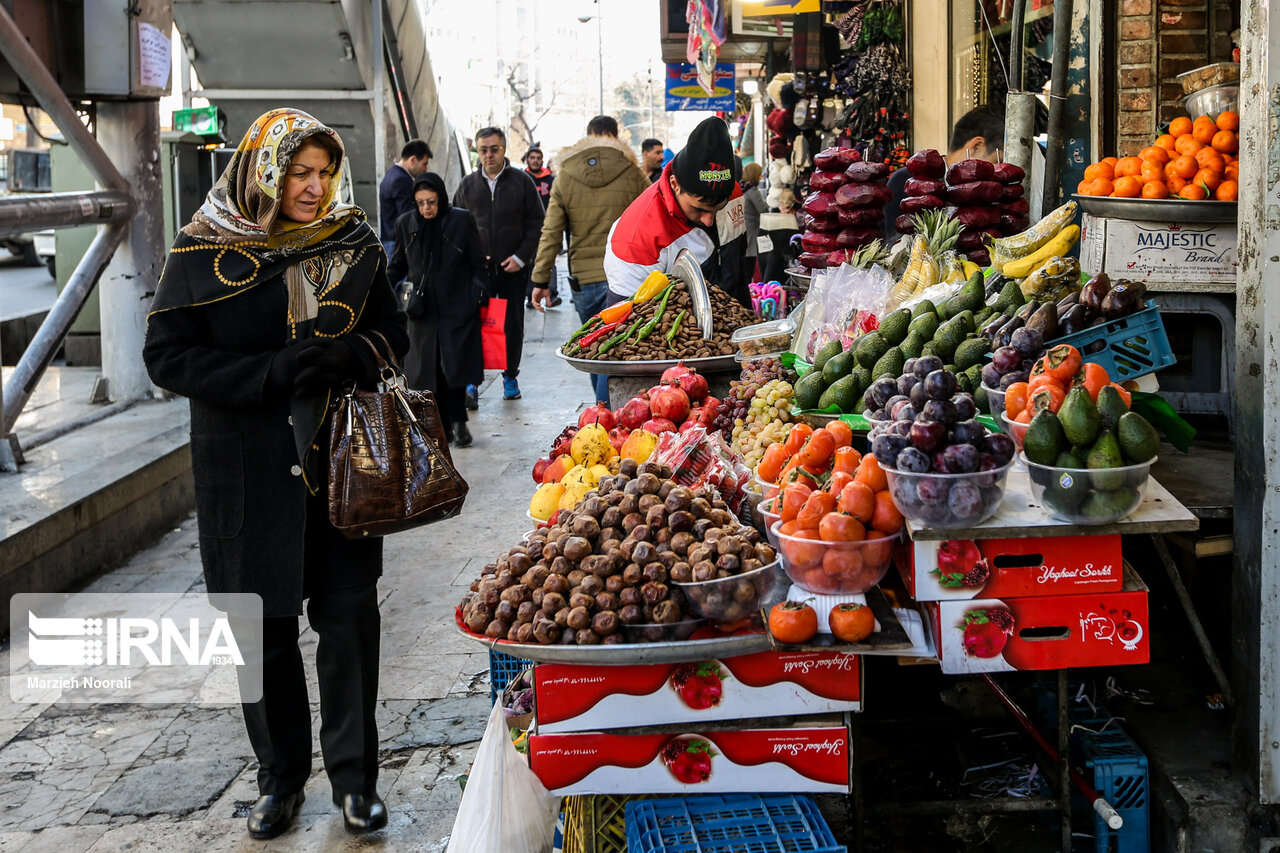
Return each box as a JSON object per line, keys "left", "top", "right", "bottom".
{"left": 388, "top": 173, "right": 486, "bottom": 447}
{"left": 453, "top": 127, "right": 544, "bottom": 401}
{"left": 377, "top": 139, "right": 431, "bottom": 257}
{"left": 143, "top": 109, "right": 408, "bottom": 843}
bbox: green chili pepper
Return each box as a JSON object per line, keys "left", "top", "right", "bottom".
{"left": 598, "top": 320, "right": 639, "bottom": 354}
{"left": 667, "top": 309, "right": 687, "bottom": 343}
{"left": 566, "top": 316, "right": 601, "bottom": 346}
{"left": 636, "top": 284, "right": 676, "bottom": 341}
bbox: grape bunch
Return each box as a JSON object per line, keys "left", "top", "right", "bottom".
{"left": 713, "top": 358, "right": 796, "bottom": 434}
{"left": 731, "top": 378, "right": 796, "bottom": 467}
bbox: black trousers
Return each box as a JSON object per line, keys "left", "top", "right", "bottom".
{"left": 241, "top": 494, "right": 382, "bottom": 798}
{"left": 436, "top": 353, "right": 467, "bottom": 426}
{"left": 494, "top": 269, "right": 527, "bottom": 378}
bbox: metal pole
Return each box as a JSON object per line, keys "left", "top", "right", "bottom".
{"left": 97, "top": 101, "right": 163, "bottom": 404}
{"left": 2, "top": 225, "right": 127, "bottom": 434}
{"left": 649, "top": 61, "right": 656, "bottom": 136}
{"left": 1009, "top": 0, "right": 1027, "bottom": 92}
{"left": 1040, "top": 0, "right": 1074, "bottom": 216}
{"left": 372, "top": 0, "right": 386, "bottom": 206}
{"left": 177, "top": 33, "right": 192, "bottom": 111}
{"left": 0, "top": 5, "right": 128, "bottom": 192}
{"left": 0, "top": 190, "right": 132, "bottom": 237}
{"left": 596, "top": 3, "right": 604, "bottom": 116}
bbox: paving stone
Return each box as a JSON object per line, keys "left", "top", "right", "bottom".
{"left": 87, "top": 757, "right": 248, "bottom": 819}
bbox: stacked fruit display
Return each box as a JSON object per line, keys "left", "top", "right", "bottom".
{"left": 895, "top": 153, "right": 1024, "bottom": 266}
{"left": 992, "top": 162, "right": 1029, "bottom": 238}
{"left": 753, "top": 421, "right": 904, "bottom": 594}
{"left": 799, "top": 146, "right": 894, "bottom": 268}
{"left": 1077, "top": 111, "right": 1239, "bottom": 201}
{"left": 885, "top": 210, "right": 973, "bottom": 310}
{"left": 463, "top": 459, "right": 779, "bottom": 644}
{"left": 1014, "top": 347, "right": 1162, "bottom": 522}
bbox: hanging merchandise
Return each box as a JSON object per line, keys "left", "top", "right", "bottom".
{"left": 686, "top": 0, "right": 727, "bottom": 95}
{"left": 830, "top": 0, "right": 912, "bottom": 165}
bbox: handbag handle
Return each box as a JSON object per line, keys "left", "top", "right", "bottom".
{"left": 353, "top": 331, "right": 405, "bottom": 387}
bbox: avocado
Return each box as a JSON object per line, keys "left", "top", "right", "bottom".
{"left": 822, "top": 350, "right": 857, "bottom": 384}
{"left": 974, "top": 306, "right": 996, "bottom": 327}
{"left": 932, "top": 322, "right": 965, "bottom": 363}
{"left": 911, "top": 299, "right": 938, "bottom": 319}
{"left": 954, "top": 337, "right": 992, "bottom": 371}
{"left": 1080, "top": 487, "right": 1139, "bottom": 521}
{"left": 812, "top": 339, "right": 843, "bottom": 374}
{"left": 1117, "top": 411, "right": 1160, "bottom": 464}
{"left": 1058, "top": 385, "right": 1101, "bottom": 448}
{"left": 921, "top": 340, "right": 938, "bottom": 359}
{"left": 872, "top": 346, "right": 905, "bottom": 382}
{"left": 1047, "top": 467, "right": 1090, "bottom": 509}
{"left": 954, "top": 309, "right": 977, "bottom": 334}
{"left": 855, "top": 331, "right": 890, "bottom": 369}
{"left": 793, "top": 372, "right": 827, "bottom": 411}
{"left": 957, "top": 273, "right": 986, "bottom": 314}
{"left": 974, "top": 383, "right": 990, "bottom": 415}
{"left": 964, "top": 363, "right": 985, "bottom": 390}
{"left": 1086, "top": 431, "right": 1126, "bottom": 490}
{"left": 852, "top": 367, "right": 873, "bottom": 397}
{"left": 995, "top": 279, "right": 1025, "bottom": 313}
{"left": 1024, "top": 410, "right": 1066, "bottom": 465}
{"left": 956, "top": 372, "right": 973, "bottom": 393}
{"left": 1096, "top": 385, "right": 1130, "bottom": 432}
{"left": 818, "top": 374, "right": 861, "bottom": 413}
{"left": 879, "top": 309, "right": 912, "bottom": 346}
{"left": 1055, "top": 449, "right": 1087, "bottom": 469}
{"left": 900, "top": 331, "right": 925, "bottom": 361}
{"left": 908, "top": 311, "right": 940, "bottom": 339}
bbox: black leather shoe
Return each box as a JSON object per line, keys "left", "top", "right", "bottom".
{"left": 444, "top": 423, "right": 455, "bottom": 444}
{"left": 452, "top": 420, "right": 473, "bottom": 448}
{"left": 334, "top": 792, "right": 388, "bottom": 834}
{"left": 247, "top": 791, "right": 304, "bottom": 839}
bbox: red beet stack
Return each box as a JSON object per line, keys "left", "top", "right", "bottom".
{"left": 798, "top": 146, "right": 892, "bottom": 269}
{"left": 896, "top": 149, "right": 947, "bottom": 235}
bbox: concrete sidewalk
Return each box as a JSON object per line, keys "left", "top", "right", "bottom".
{"left": 0, "top": 297, "right": 594, "bottom": 852}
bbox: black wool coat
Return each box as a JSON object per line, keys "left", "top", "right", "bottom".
{"left": 388, "top": 207, "right": 487, "bottom": 391}
{"left": 452, "top": 163, "right": 545, "bottom": 281}
{"left": 143, "top": 268, "right": 409, "bottom": 617}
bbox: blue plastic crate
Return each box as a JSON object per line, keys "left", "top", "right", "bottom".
{"left": 625, "top": 794, "right": 846, "bottom": 853}
{"left": 1052, "top": 301, "right": 1175, "bottom": 381}
{"left": 488, "top": 648, "right": 527, "bottom": 705}
{"left": 1079, "top": 727, "right": 1150, "bottom": 853}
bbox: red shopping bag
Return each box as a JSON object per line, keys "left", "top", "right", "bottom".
{"left": 479, "top": 297, "right": 508, "bottom": 371}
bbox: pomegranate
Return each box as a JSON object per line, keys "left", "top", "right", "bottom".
{"left": 691, "top": 397, "right": 719, "bottom": 428}
{"left": 532, "top": 457, "right": 552, "bottom": 484}
{"left": 550, "top": 428, "right": 576, "bottom": 460}
{"left": 672, "top": 370, "right": 710, "bottom": 403}
{"left": 678, "top": 419, "right": 702, "bottom": 433}
{"left": 608, "top": 427, "right": 630, "bottom": 451}
{"left": 578, "top": 402, "right": 616, "bottom": 430}
{"left": 617, "top": 396, "right": 652, "bottom": 431}
{"left": 649, "top": 384, "right": 691, "bottom": 424}
{"left": 642, "top": 417, "right": 678, "bottom": 434}
{"left": 661, "top": 362, "right": 694, "bottom": 385}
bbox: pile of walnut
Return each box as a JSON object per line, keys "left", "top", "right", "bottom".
{"left": 460, "top": 459, "right": 777, "bottom": 645}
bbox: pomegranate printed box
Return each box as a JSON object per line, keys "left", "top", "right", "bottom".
{"left": 533, "top": 650, "right": 861, "bottom": 733}
{"left": 899, "top": 535, "right": 1123, "bottom": 601}
{"left": 527, "top": 724, "right": 850, "bottom": 795}
{"left": 925, "top": 567, "right": 1148, "bottom": 674}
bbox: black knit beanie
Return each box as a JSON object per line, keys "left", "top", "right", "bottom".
{"left": 672, "top": 116, "right": 740, "bottom": 200}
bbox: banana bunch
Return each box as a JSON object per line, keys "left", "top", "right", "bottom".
{"left": 939, "top": 251, "right": 968, "bottom": 285}
{"left": 1019, "top": 256, "right": 1082, "bottom": 301}
{"left": 987, "top": 201, "right": 1079, "bottom": 275}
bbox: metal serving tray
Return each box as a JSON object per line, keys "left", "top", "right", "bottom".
{"left": 1072, "top": 194, "right": 1237, "bottom": 224}
{"left": 555, "top": 348, "right": 739, "bottom": 376}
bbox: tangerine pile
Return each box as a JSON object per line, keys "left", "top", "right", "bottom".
{"left": 1079, "top": 111, "right": 1239, "bottom": 202}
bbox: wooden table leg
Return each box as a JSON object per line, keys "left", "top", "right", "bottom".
{"left": 1152, "top": 533, "right": 1234, "bottom": 706}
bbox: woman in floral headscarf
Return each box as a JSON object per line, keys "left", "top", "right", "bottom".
{"left": 144, "top": 109, "right": 407, "bottom": 840}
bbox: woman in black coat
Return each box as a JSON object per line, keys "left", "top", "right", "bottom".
{"left": 143, "top": 109, "right": 408, "bottom": 841}
{"left": 388, "top": 172, "right": 486, "bottom": 447}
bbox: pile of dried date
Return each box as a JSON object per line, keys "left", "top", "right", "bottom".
{"left": 459, "top": 459, "right": 777, "bottom": 645}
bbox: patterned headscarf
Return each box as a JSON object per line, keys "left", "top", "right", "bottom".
{"left": 182, "top": 108, "right": 358, "bottom": 251}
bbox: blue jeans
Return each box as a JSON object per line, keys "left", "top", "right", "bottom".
{"left": 572, "top": 281, "right": 610, "bottom": 403}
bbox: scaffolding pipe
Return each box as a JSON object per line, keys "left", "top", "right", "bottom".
{"left": 1, "top": 225, "right": 127, "bottom": 435}
{"left": 0, "top": 190, "right": 133, "bottom": 238}
{"left": 0, "top": 7, "right": 129, "bottom": 193}
{"left": 1041, "top": 0, "right": 1075, "bottom": 215}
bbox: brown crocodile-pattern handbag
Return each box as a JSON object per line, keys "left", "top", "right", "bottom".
{"left": 328, "top": 333, "right": 468, "bottom": 538}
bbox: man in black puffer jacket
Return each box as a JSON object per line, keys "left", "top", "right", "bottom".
{"left": 453, "top": 127, "right": 545, "bottom": 401}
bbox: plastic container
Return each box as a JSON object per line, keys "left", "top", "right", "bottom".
{"left": 1177, "top": 61, "right": 1239, "bottom": 95}
{"left": 1050, "top": 303, "right": 1174, "bottom": 382}
{"left": 731, "top": 317, "right": 796, "bottom": 359}
{"left": 999, "top": 411, "right": 1028, "bottom": 454}
{"left": 1022, "top": 453, "right": 1155, "bottom": 524}
{"left": 625, "top": 793, "right": 844, "bottom": 853}
{"left": 620, "top": 618, "right": 703, "bottom": 644}
{"left": 756, "top": 495, "right": 782, "bottom": 547}
{"left": 982, "top": 383, "right": 1006, "bottom": 419}
{"left": 1185, "top": 83, "right": 1238, "bottom": 118}
{"left": 772, "top": 521, "right": 900, "bottom": 595}
{"left": 674, "top": 560, "right": 784, "bottom": 621}
{"left": 488, "top": 649, "right": 526, "bottom": 704}
{"left": 882, "top": 458, "right": 1015, "bottom": 529}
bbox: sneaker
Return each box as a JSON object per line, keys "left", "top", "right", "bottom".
{"left": 525, "top": 301, "right": 535, "bottom": 309}
{"left": 502, "top": 376, "right": 521, "bottom": 400}
{"left": 549, "top": 296, "right": 563, "bottom": 308}
{"left": 465, "top": 384, "right": 479, "bottom": 410}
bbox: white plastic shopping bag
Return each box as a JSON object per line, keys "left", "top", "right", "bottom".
{"left": 446, "top": 703, "right": 559, "bottom": 853}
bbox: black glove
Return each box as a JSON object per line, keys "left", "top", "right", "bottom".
{"left": 292, "top": 339, "right": 356, "bottom": 397}
{"left": 266, "top": 338, "right": 329, "bottom": 394}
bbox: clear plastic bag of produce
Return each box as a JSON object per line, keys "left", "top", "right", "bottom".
{"left": 792, "top": 263, "right": 893, "bottom": 360}
{"left": 446, "top": 703, "right": 560, "bottom": 853}
{"left": 653, "top": 425, "right": 752, "bottom": 516}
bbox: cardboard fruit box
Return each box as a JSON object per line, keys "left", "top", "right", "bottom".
{"left": 898, "top": 534, "right": 1123, "bottom": 601}
{"left": 527, "top": 719, "right": 851, "bottom": 795}
{"left": 533, "top": 650, "right": 862, "bottom": 733}
{"left": 925, "top": 566, "right": 1149, "bottom": 674}
{"left": 1080, "top": 213, "right": 1237, "bottom": 284}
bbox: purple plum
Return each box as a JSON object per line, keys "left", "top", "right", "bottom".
{"left": 918, "top": 475, "right": 950, "bottom": 504}
{"left": 949, "top": 419, "right": 987, "bottom": 447}
{"left": 924, "top": 369, "right": 958, "bottom": 401}
{"left": 891, "top": 400, "right": 916, "bottom": 421}
{"left": 1010, "top": 327, "right": 1044, "bottom": 359}
{"left": 947, "top": 481, "right": 984, "bottom": 519}
{"left": 992, "top": 346, "right": 1022, "bottom": 374}
{"left": 913, "top": 355, "right": 944, "bottom": 380}
{"left": 981, "top": 363, "right": 1002, "bottom": 389}
{"left": 952, "top": 394, "right": 977, "bottom": 421}
{"left": 871, "top": 378, "right": 899, "bottom": 408}
{"left": 921, "top": 398, "right": 958, "bottom": 426}
{"left": 998, "top": 370, "right": 1030, "bottom": 390}
{"left": 981, "top": 433, "right": 1016, "bottom": 466}
{"left": 872, "top": 434, "right": 909, "bottom": 467}
{"left": 898, "top": 373, "right": 919, "bottom": 397}
{"left": 909, "top": 382, "right": 931, "bottom": 409}
{"left": 943, "top": 443, "right": 980, "bottom": 473}
{"left": 897, "top": 447, "right": 931, "bottom": 473}
{"left": 910, "top": 418, "right": 947, "bottom": 453}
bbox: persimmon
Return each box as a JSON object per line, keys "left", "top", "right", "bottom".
{"left": 1111, "top": 176, "right": 1142, "bottom": 198}
{"left": 826, "top": 420, "right": 854, "bottom": 449}
{"left": 837, "top": 481, "right": 876, "bottom": 523}
{"left": 1141, "top": 180, "right": 1168, "bottom": 199}
{"left": 783, "top": 423, "right": 813, "bottom": 455}
{"left": 1139, "top": 146, "right": 1169, "bottom": 165}
{"left": 1212, "top": 130, "right": 1238, "bottom": 154}
{"left": 825, "top": 470, "right": 854, "bottom": 497}
{"left": 1215, "top": 180, "right": 1238, "bottom": 201}
{"left": 756, "top": 443, "right": 788, "bottom": 484}
{"left": 1175, "top": 134, "right": 1204, "bottom": 156}
{"left": 819, "top": 513, "right": 866, "bottom": 543}
{"left": 831, "top": 445, "right": 862, "bottom": 478}
{"left": 1155, "top": 133, "right": 1177, "bottom": 151}
{"left": 1170, "top": 155, "right": 1199, "bottom": 179}
{"left": 1169, "top": 116, "right": 1193, "bottom": 137}
{"left": 1004, "top": 381, "right": 1030, "bottom": 418}
{"left": 796, "top": 490, "right": 837, "bottom": 529}
{"left": 870, "top": 491, "right": 904, "bottom": 536}
{"left": 1074, "top": 362, "right": 1110, "bottom": 401}
{"left": 797, "top": 429, "right": 836, "bottom": 469}
{"left": 853, "top": 454, "right": 888, "bottom": 492}
{"left": 780, "top": 482, "right": 813, "bottom": 523}
{"left": 1180, "top": 183, "right": 1208, "bottom": 200}
{"left": 1216, "top": 110, "right": 1239, "bottom": 132}
{"left": 1084, "top": 162, "right": 1115, "bottom": 181}
{"left": 769, "top": 601, "right": 818, "bottom": 645}
{"left": 1194, "top": 169, "right": 1222, "bottom": 192}
{"left": 1114, "top": 156, "right": 1143, "bottom": 177}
